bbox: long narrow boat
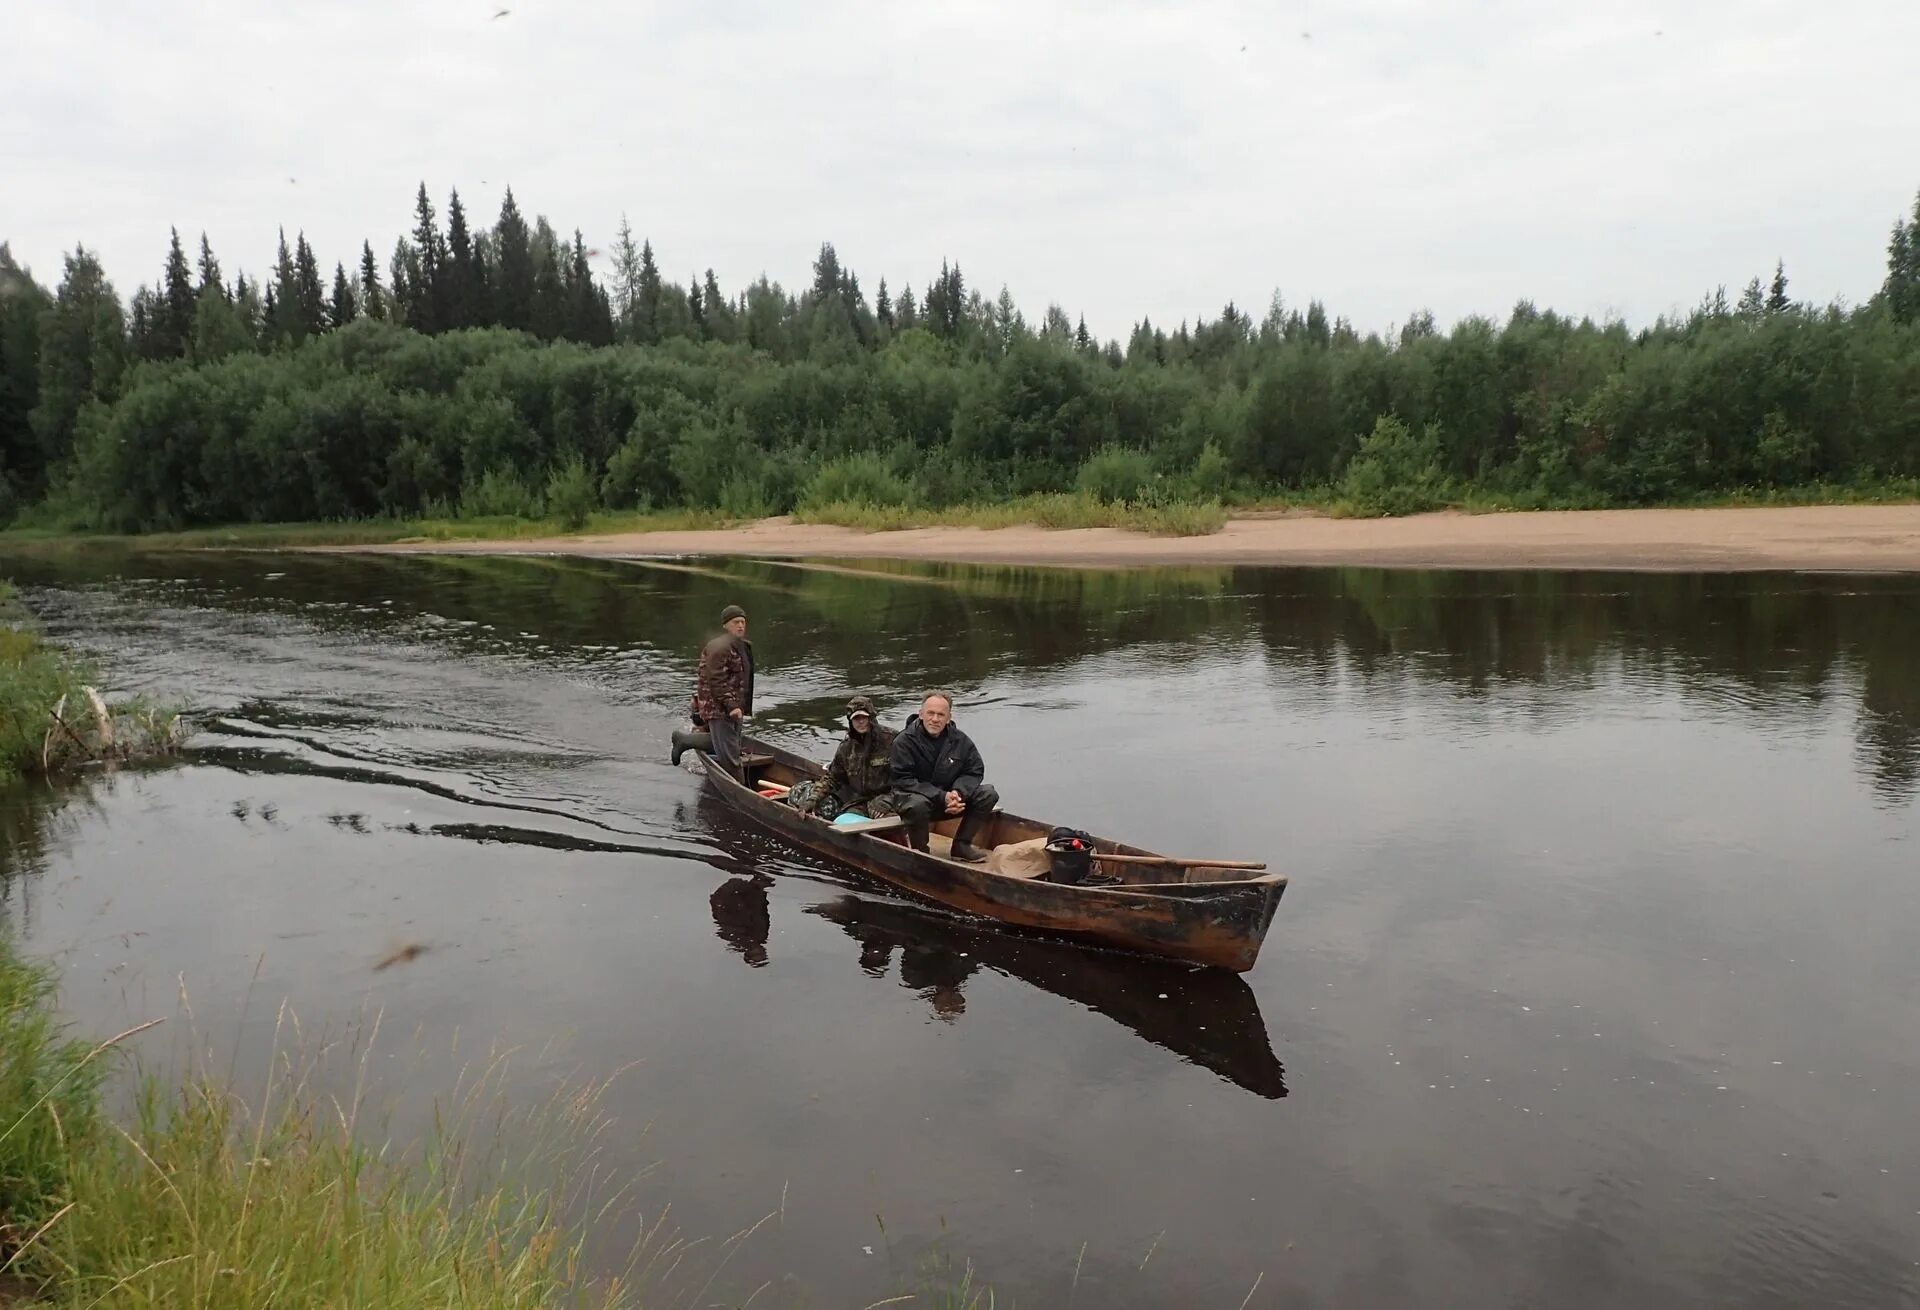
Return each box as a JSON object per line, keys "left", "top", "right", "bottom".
{"left": 695, "top": 736, "right": 1286, "bottom": 972}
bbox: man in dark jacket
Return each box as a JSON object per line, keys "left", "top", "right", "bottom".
{"left": 889, "top": 690, "right": 998, "bottom": 862}
{"left": 681, "top": 604, "right": 754, "bottom": 776}
{"left": 810, "top": 694, "right": 900, "bottom": 820}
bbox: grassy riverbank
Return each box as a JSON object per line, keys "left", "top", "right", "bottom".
{"left": 0, "top": 937, "right": 641, "bottom": 1308}
{"left": 0, "top": 601, "right": 616, "bottom": 1304}
{"left": 0, "top": 584, "right": 183, "bottom": 784}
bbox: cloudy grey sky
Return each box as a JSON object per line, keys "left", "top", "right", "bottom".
{"left": 7, "top": 0, "right": 1919, "bottom": 340}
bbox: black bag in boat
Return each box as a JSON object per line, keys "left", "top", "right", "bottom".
{"left": 1044, "top": 826, "right": 1095, "bottom": 885}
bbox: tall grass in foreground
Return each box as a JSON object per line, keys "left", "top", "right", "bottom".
{"left": 0, "top": 945, "right": 657, "bottom": 1308}
{"left": 0, "top": 936, "right": 1024, "bottom": 1308}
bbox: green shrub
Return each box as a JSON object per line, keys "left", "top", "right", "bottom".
{"left": 1339, "top": 416, "right": 1454, "bottom": 516}
{"left": 1186, "top": 441, "right": 1233, "bottom": 499}
{"left": 545, "top": 457, "right": 597, "bottom": 531}
{"left": 1075, "top": 445, "right": 1155, "bottom": 503}
{"left": 800, "top": 452, "right": 916, "bottom": 509}
{"left": 459, "top": 467, "right": 543, "bottom": 519}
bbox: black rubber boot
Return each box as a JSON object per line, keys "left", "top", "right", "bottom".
{"left": 670, "top": 729, "right": 711, "bottom": 766}
{"left": 950, "top": 809, "right": 991, "bottom": 863}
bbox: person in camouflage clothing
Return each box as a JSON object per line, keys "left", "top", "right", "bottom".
{"left": 803, "top": 695, "right": 899, "bottom": 820}
{"left": 688, "top": 604, "right": 754, "bottom": 777}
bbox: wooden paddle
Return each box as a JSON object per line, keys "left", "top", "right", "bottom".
{"left": 1093, "top": 852, "right": 1268, "bottom": 871}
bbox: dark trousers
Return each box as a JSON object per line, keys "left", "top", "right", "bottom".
{"left": 895, "top": 783, "right": 999, "bottom": 850}
{"left": 709, "top": 713, "right": 743, "bottom": 773}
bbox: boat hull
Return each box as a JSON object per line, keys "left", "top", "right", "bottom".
{"left": 696, "top": 741, "right": 1285, "bottom": 972}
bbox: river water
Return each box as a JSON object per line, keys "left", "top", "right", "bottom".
{"left": 3, "top": 550, "right": 1918, "bottom": 1308}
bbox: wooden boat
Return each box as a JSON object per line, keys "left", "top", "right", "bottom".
{"left": 695, "top": 736, "right": 1286, "bottom": 972}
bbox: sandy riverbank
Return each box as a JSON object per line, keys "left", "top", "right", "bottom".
{"left": 332, "top": 504, "right": 1920, "bottom": 572}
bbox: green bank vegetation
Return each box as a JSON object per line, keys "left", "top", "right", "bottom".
{"left": 0, "top": 941, "right": 643, "bottom": 1308}
{"left": 1, "top": 185, "right": 1919, "bottom": 540}
{"left": 0, "top": 582, "right": 182, "bottom": 783}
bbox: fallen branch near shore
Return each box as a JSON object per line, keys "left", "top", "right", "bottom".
{"left": 32, "top": 687, "right": 185, "bottom": 778}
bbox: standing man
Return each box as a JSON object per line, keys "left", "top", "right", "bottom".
{"left": 889, "top": 690, "right": 999, "bottom": 862}
{"left": 676, "top": 604, "right": 754, "bottom": 777}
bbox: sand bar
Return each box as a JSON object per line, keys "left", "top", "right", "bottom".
{"left": 331, "top": 505, "right": 1920, "bottom": 572}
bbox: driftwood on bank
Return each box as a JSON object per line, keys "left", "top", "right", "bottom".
{"left": 34, "top": 685, "right": 186, "bottom": 776}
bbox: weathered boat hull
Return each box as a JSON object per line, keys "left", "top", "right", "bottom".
{"left": 696, "top": 738, "right": 1286, "bottom": 972}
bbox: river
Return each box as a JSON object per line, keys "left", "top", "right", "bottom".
{"left": 3, "top": 549, "right": 1917, "bottom": 1307}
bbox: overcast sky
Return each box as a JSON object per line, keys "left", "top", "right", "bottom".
{"left": 7, "top": 0, "right": 1919, "bottom": 340}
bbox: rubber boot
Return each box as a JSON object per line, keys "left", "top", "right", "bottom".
{"left": 904, "top": 814, "right": 931, "bottom": 853}
{"left": 950, "top": 808, "right": 991, "bottom": 863}
{"left": 670, "top": 729, "right": 711, "bottom": 766}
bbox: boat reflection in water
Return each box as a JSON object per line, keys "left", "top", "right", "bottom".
{"left": 805, "top": 892, "right": 1288, "bottom": 1100}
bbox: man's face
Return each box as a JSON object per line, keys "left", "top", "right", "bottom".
{"left": 919, "top": 696, "right": 952, "bottom": 735}
{"left": 725, "top": 616, "right": 747, "bottom": 638}
{"left": 849, "top": 711, "right": 872, "bottom": 736}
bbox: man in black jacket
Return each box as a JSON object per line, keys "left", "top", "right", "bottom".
{"left": 889, "top": 690, "right": 999, "bottom": 862}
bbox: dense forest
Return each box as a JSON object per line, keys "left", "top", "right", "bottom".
{"left": 2, "top": 183, "right": 1919, "bottom": 533}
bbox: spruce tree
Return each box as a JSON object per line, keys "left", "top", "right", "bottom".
{"left": 445, "top": 187, "right": 479, "bottom": 329}
{"left": 1075, "top": 315, "right": 1092, "bottom": 353}
{"left": 811, "top": 243, "right": 843, "bottom": 306}
{"left": 875, "top": 278, "right": 894, "bottom": 329}
{"left": 294, "top": 233, "right": 328, "bottom": 339}
{"left": 1305, "top": 300, "right": 1331, "bottom": 348}
{"left": 410, "top": 182, "right": 445, "bottom": 333}
{"left": 270, "top": 229, "right": 302, "bottom": 346}
{"left": 493, "top": 188, "right": 535, "bottom": 331}
{"left": 634, "top": 239, "right": 662, "bottom": 344}
{"left": 701, "top": 269, "right": 734, "bottom": 342}
{"left": 1766, "top": 260, "right": 1790, "bottom": 314}
{"left": 922, "top": 265, "right": 949, "bottom": 338}
{"left": 530, "top": 218, "right": 567, "bottom": 340}
{"left": 565, "top": 230, "right": 612, "bottom": 345}
{"left": 196, "top": 233, "right": 225, "bottom": 299}
{"left": 330, "top": 262, "right": 358, "bottom": 329}
{"left": 389, "top": 237, "right": 419, "bottom": 329}
{"left": 160, "top": 227, "right": 195, "bottom": 358}
{"left": 895, "top": 283, "right": 917, "bottom": 331}
{"left": 688, "top": 276, "right": 706, "bottom": 338}
{"left": 359, "top": 240, "right": 387, "bottom": 321}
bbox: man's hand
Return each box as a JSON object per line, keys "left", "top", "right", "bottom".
{"left": 730, "top": 707, "right": 743, "bottom": 721}
{"left": 943, "top": 790, "right": 965, "bottom": 816}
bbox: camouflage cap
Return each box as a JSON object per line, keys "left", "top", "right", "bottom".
{"left": 846, "top": 695, "right": 876, "bottom": 717}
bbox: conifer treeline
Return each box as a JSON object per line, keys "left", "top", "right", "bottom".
{"left": 1, "top": 182, "right": 1919, "bottom": 531}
